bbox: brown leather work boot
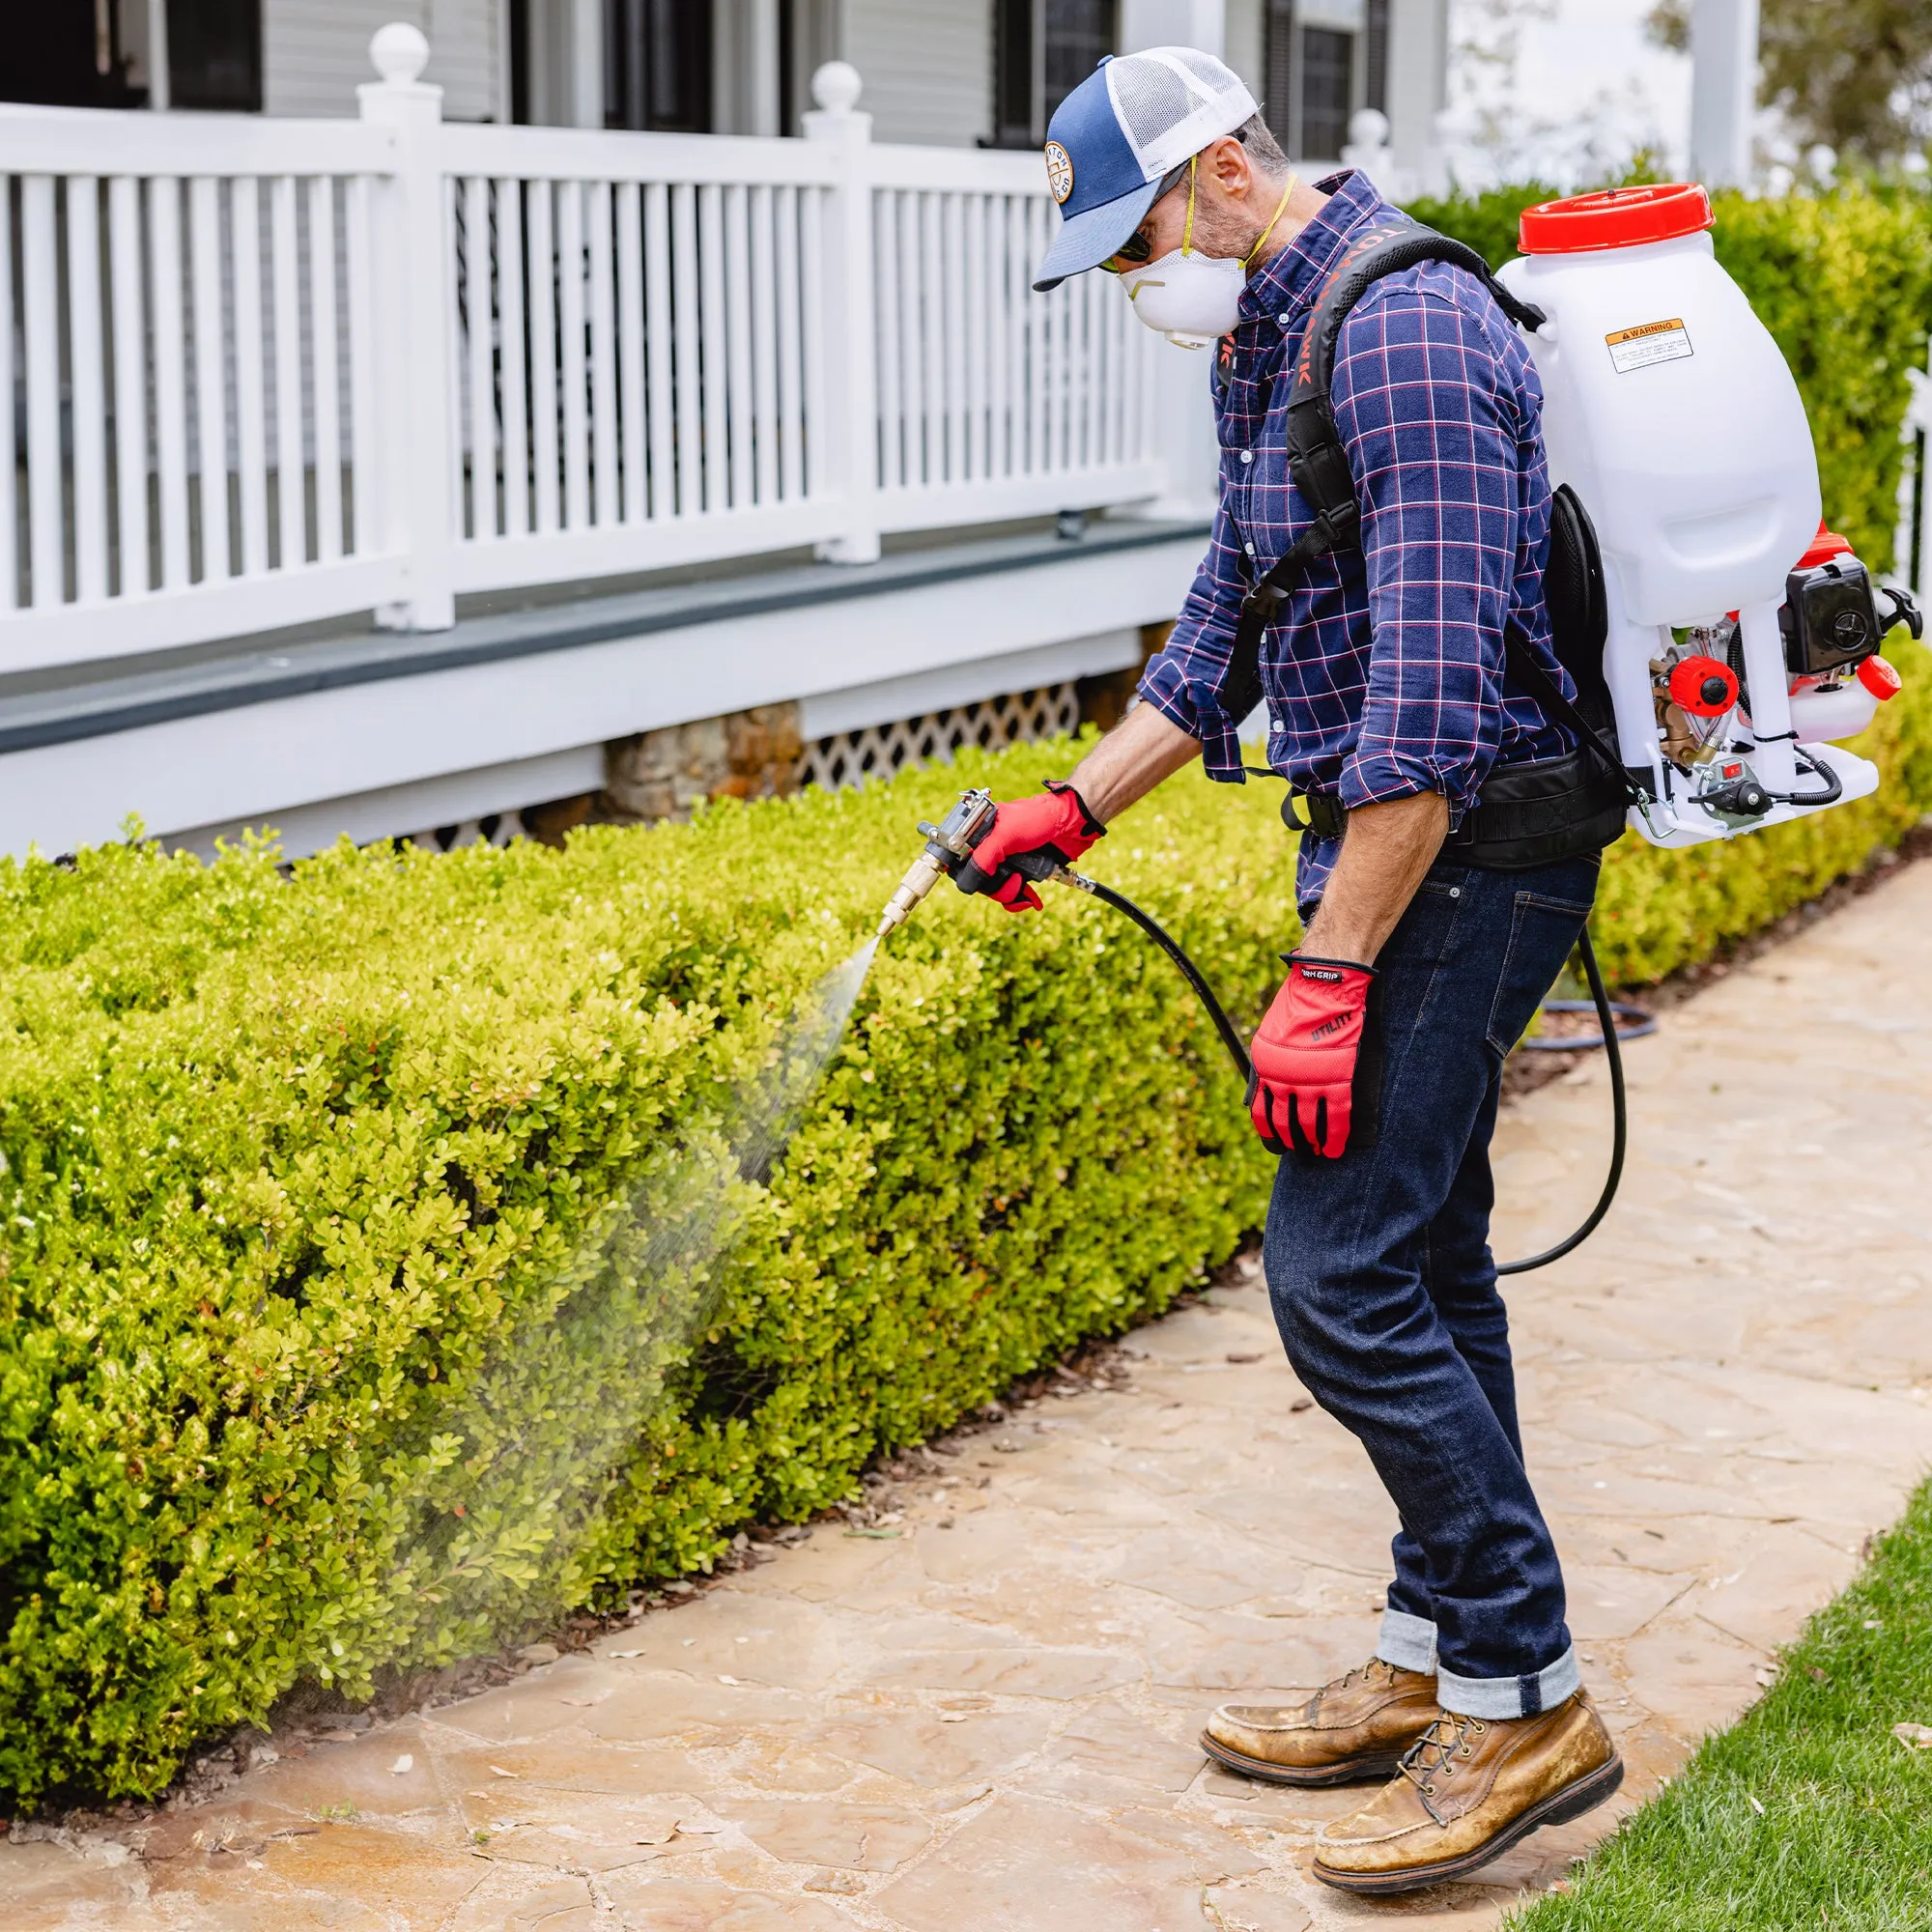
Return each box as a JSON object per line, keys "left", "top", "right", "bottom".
{"left": 1312, "top": 1690, "right": 1623, "bottom": 1895}
{"left": 1201, "top": 1658, "right": 1441, "bottom": 1787}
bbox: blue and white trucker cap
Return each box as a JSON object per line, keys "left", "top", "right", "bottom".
{"left": 1033, "top": 47, "right": 1259, "bottom": 292}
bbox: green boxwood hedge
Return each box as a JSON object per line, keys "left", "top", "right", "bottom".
{"left": 3, "top": 639, "right": 1927, "bottom": 1806}
{"left": 3, "top": 181, "right": 1931, "bottom": 1807}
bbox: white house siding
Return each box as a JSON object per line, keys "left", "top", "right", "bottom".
{"left": 841, "top": 0, "right": 992, "bottom": 149}
{"left": 264, "top": 0, "right": 505, "bottom": 122}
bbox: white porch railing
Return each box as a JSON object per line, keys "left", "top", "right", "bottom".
{"left": 0, "top": 32, "right": 1177, "bottom": 677}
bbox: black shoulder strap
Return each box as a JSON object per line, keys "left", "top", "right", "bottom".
{"left": 1234, "top": 216, "right": 1548, "bottom": 665}
{"left": 1502, "top": 626, "right": 1647, "bottom": 805}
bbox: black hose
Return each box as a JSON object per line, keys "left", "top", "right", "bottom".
{"left": 1076, "top": 879, "right": 1627, "bottom": 1277}
{"left": 1085, "top": 881, "right": 1256, "bottom": 1081}
{"left": 1767, "top": 746, "right": 1843, "bottom": 809}
{"left": 1495, "top": 925, "right": 1627, "bottom": 1275}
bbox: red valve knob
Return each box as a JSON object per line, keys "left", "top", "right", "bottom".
{"left": 1668, "top": 654, "right": 1739, "bottom": 719}
{"left": 1858, "top": 654, "right": 1902, "bottom": 701}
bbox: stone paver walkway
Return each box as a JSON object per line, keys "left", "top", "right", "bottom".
{"left": 11, "top": 864, "right": 1932, "bottom": 1931}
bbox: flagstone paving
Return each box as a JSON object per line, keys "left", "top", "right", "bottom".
{"left": 11, "top": 861, "right": 1932, "bottom": 1930}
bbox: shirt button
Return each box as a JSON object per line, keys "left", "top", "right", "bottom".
{"left": 1244, "top": 541, "right": 1257, "bottom": 556}
{"left": 1240, "top": 450, "right": 1253, "bottom": 464}
{"left": 1278, "top": 313, "right": 1292, "bottom": 327}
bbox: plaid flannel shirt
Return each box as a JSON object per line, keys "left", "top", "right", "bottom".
{"left": 1138, "top": 170, "right": 1575, "bottom": 906}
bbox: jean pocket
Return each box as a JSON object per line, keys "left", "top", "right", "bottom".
{"left": 1485, "top": 892, "right": 1595, "bottom": 1057}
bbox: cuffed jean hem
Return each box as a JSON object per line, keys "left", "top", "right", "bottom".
{"left": 1375, "top": 1608, "right": 1438, "bottom": 1675}
{"left": 1435, "top": 1645, "right": 1580, "bottom": 1720}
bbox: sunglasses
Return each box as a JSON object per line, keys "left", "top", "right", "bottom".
{"left": 1100, "top": 162, "right": 1191, "bottom": 274}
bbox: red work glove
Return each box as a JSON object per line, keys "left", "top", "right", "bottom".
{"left": 1247, "top": 954, "right": 1378, "bottom": 1160}
{"left": 952, "top": 781, "right": 1105, "bottom": 912}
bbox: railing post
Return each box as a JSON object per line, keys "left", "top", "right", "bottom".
{"left": 359, "top": 23, "right": 456, "bottom": 631}
{"left": 803, "top": 62, "right": 881, "bottom": 566}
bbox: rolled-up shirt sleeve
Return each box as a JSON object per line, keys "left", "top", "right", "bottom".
{"left": 1137, "top": 496, "right": 1253, "bottom": 783}
{"left": 1330, "top": 284, "right": 1521, "bottom": 818}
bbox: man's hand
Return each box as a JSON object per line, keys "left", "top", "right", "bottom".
{"left": 953, "top": 781, "right": 1105, "bottom": 912}
{"left": 1247, "top": 954, "right": 1377, "bottom": 1159}
{"left": 1301, "top": 790, "right": 1449, "bottom": 962}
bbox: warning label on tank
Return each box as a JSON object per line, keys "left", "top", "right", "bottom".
{"left": 1605, "top": 318, "right": 1693, "bottom": 374}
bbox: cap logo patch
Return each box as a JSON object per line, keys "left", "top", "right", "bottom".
{"left": 1044, "top": 141, "right": 1073, "bottom": 204}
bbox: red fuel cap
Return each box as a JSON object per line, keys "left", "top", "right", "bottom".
{"left": 1859, "top": 654, "right": 1902, "bottom": 701}
{"left": 1520, "top": 184, "right": 1715, "bottom": 255}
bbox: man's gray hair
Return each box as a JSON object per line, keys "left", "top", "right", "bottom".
{"left": 1234, "top": 113, "right": 1292, "bottom": 171}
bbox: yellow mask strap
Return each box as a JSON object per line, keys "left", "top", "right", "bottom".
{"left": 1242, "top": 174, "right": 1300, "bottom": 270}
{"left": 1180, "top": 156, "right": 1198, "bottom": 257}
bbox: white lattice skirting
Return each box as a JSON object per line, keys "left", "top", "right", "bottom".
{"left": 399, "top": 683, "right": 1083, "bottom": 847}
{"left": 802, "top": 684, "right": 1082, "bottom": 792}
{"left": 402, "top": 812, "right": 530, "bottom": 851}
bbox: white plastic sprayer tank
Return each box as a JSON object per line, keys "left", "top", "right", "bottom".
{"left": 1496, "top": 185, "right": 1823, "bottom": 804}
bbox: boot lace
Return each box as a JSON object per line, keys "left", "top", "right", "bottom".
{"left": 1397, "top": 1712, "right": 1486, "bottom": 1828}
{"left": 1307, "top": 1656, "right": 1400, "bottom": 1720}
{"left": 1335, "top": 1657, "right": 1401, "bottom": 1692}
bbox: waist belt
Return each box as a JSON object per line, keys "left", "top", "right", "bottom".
{"left": 1267, "top": 745, "right": 1626, "bottom": 869}
{"left": 1442, "top": 746, "right": 1629, "bottom": 869}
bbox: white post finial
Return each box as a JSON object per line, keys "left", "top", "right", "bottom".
{"left": 810, "top": 61, "right": 864, "bottom": 116}
{"left": 370, "top": 22, "right": 432, "bottom": 86}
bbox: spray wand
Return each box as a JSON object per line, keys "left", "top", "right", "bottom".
{"left": 878, "top": 787, "right": 1630, "bottom": 1276}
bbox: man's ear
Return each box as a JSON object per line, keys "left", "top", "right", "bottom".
{"left": 1200, "top": 135, "right": 1255, "bottom": 204}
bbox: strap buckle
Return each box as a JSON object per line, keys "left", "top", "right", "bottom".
{"left": 1281, "top": 790, "right": 1346, "bottom": 839}
{"left": 1239, "top": 578, "right": 1290, "bottom": 625}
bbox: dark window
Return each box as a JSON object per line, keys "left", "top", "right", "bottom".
{"left": 1365, "top": 0, "right": 1388, "bottom": 115}
{"left": 169, "top": 0, "right": 263, "bottom": 113}
{"left": 1043, "top": 0, "right": 1113, "bottom": 127}
{"left": 992, "top": 0, "right": 1036, "bottom": 149}
{"left": 989, "top": 0, "right": 1117, "bottom": 150}
{"left": 510, "top": 0, "right": 530, "bottom": 123}
{"left": 1300, "top": 26, "right": 1352, "bottom": 158}
{"left": 1263, "top": 0, "right": 1297, "bottom": 153}
{"left": 605, "top": 0, "right": 712, "bottom": 133}
{"left": 1264, "top": 5, "right": 1359, "bottom": 160}
{"left": 5, "top": 0, "right": 144, "bottom": 107}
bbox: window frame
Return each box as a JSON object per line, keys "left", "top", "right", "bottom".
{"left": 1265, "top": 0, "right": 1382, "bottom": 164}
{"left": 988, "top": 0, "right": 1119, "bottom": 153}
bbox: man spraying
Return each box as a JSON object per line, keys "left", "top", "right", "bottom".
{"left": 961, "top": 48, "right": 1625, "bottom": 1895}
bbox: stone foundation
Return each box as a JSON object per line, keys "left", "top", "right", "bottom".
{"left": 603, "top": 704, "right": 806, "bottom": 825}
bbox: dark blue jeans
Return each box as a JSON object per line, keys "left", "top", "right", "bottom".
{"left": 1263, "top": 851, "right": 1600, "bottom": 1719}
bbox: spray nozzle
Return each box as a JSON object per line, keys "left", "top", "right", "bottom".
{"left": 876, "top": 787, "right": 1000, "bottom": 939}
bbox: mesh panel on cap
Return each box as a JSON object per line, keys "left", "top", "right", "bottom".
{"left": 1104, "top": 47, "right": 1258, "bottom": 178}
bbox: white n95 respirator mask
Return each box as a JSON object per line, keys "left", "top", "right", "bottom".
{"left": 1117, "top": 157, "right": 1296, "bottom": 350}
{"left": 1120, "top": 252, "right": 1247, "bottom": 350}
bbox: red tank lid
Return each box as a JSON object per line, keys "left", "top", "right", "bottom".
{"left": 1519, "top": 184, "right": 1715, "bottom": 255}
{"left": 1860, "top": 655, "right": 1902, "bottom": 701}
{"left": 1797, "top": 522, "right": 1856, "bottom": 570}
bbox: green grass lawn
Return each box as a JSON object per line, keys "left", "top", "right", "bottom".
{"left": 1509, "top": 1480, "right": 1932, "bottom": 1929}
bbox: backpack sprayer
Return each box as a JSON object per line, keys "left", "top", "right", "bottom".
{"left": 876, "top": 185, "right": 1921, "bottom": 1272}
